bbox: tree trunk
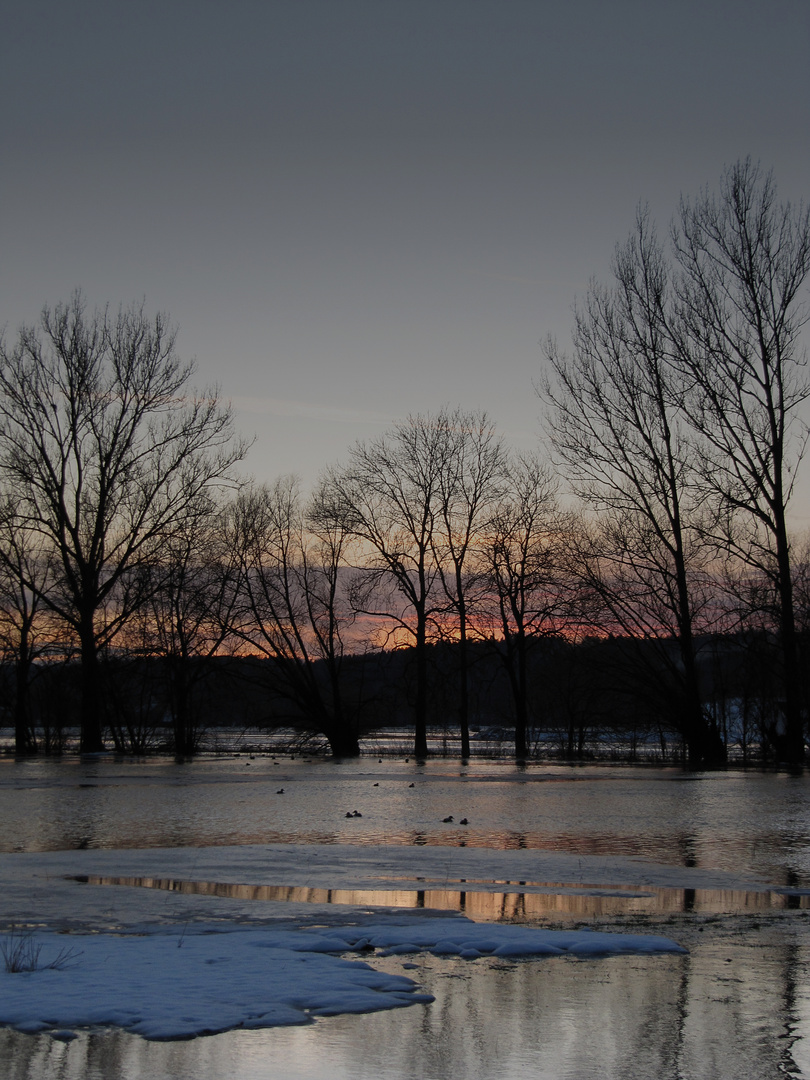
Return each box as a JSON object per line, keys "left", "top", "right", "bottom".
{"left": 458, "top": 611, "right": 470, "bottom": 760}
{"left": 325, "top": 663, "right": 360, "bottom": 757}
{"left": 497, "top": 630, "right": 529, "bottom": 761}
{"left": 171, "top": 655, "right": 195, "bottom": 758}
{"left": 775, "top": 512, "right": 804, "bottom": 764}
{"left": 327, "top": 723, "right": 361, "bottom": 757}
{"left": 514, "top": 628, "right": 529, "bottom": 760}
{"left": 671, "top": 525, "right": 726, "bottom": 768}
{"left": 14, "top": 630, "right": 36, "bottom": 755}
{"left": 414, "top": 611, "right": 429, "bottom": 759}
{"left": 79, "top": 616, "right": 104, "bottom": 754}
{"left": 679, "top": 637, "right": 726, "bottom": 769}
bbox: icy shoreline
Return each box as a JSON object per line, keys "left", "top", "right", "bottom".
{"left": 5, "top": 841, "right": 772, "bottom": 1042}
{"left": 0, "top": 918, "right": 686, "bottom": 1041}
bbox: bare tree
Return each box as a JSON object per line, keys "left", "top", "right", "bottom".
{"left": 323, "top": 413, "right": 453, "bottom": 758}
{"left": 543, "top": 210, "right": 725, "bottom": 766}
{"left": 560, "top": 509, "right": 729, "bottom": 755}
{"left": 483, "top": 453, "right": 567, "bottom": 759}
{"left": 432, "top": 408, "right": 507, "bottom": 758}
{"left": 671, "top": 159, "right": 810, "bottom": 762}
{"left": 125, "top": 494, "right": 240, "bottom": 756}
{"left": 0, "top": 294, "right": 248, "bottom": 753}
{"left": 0, "top": 498, "right": 64, "bottom": 754}
{"left": 229, "top": 477, "right": 362, "bottom": 756}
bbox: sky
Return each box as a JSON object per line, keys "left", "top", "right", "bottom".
{"left": 2, "top": 0, "right": 809, "bottom": 516}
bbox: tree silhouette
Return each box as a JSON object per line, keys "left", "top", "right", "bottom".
{"left": 0, "top": 294, "right": 247, "bottom": 753}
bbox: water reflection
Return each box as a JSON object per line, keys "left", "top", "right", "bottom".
{"left": 5, "top": 760, "right": 810, "bottom": 1078}
{"left": 71, "top": 873, "right": 810, "bottom": 918}
{"left": 3, "top": 932, "right": 810, "bottom": 1080}
{"left": 4, "top": 760, "right": 810, "bottom": 888}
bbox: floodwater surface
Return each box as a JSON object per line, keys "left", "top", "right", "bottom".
{"left": 2, "top": 755, "right": 810, "bottom": 1079}
{"left": 3, "top": 756, "right": 810, "bottom": 886}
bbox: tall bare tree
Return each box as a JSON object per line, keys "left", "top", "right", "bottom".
{"left": 433, "top": 408, "right": 507, "bottom": 758}
{"left": 323, "top": 413, "right": 452, "bottom": 758}
{"left": 229, "top": 477, "right": 361, "bottom": 756}
{"left": 126, "top": 494, "right": 241, "bottom": 756}
{"left": 0, "top": 498, "right": 63, "bottom": 754}
{"left": 484, "top": 453, "right": 566, "bottom": 759}
{"left": 0, "top": 294, "right": 247, "bottom": 753}
{"left": 671, "top": 159, "right": 810, "bottom": 762}
{"left": 543, "top": 210, "right": 725, "bottom": 766}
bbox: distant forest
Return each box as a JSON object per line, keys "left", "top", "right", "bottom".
{"left": 2, "top": 632, "right": 805, "bottom": 767}
{"left": 1, "top": 160, "right": 809, "bottom": 765}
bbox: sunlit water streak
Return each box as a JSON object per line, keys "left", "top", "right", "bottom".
{"left": 71, "top": 873, "right": 810, "bottom": 918}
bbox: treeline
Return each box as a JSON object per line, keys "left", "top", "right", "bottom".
{"left": 2, "top": 632, "right": 804, "bottom": 765}
{"left": 1, "top": 159, "right": 809, "bottom": 764}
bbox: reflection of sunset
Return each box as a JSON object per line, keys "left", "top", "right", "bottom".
{"left": 73, "top": 874, "right": 809, "bottom": 919}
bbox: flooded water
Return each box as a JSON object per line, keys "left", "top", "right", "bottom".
{"left": 2, "top": 755, "right": 810, "bottom": 1078}
{"left": 3, "top": 756, "right": 810, "bottom": 885}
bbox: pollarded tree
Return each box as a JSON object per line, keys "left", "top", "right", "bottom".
{"left": 0, "top": 294, "right": 248, "bottom": 753}
{"left": 543, "top": 209, "right": 725, "bottom": 766}
{"left": 671, "top": 159, "right": 810, "bottom": 762}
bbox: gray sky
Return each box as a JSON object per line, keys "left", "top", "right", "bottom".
{"left": 2, "top": 0, "right": 809, "bottom": 517}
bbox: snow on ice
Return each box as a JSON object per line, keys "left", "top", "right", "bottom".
{"left": 0, "top": 843, "right": 717, "bottom": 1042}
{"left": 0, "top": 918, "right": 685, "bottom": 1041}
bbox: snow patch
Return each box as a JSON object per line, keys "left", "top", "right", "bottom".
{"left": 0, "top": 918, "right": 685, "bottom": 1041}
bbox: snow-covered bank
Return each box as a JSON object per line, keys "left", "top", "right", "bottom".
{"left": 0, "top": 919, "right": 685, "bottom": 1041}
{"left": 0, "top": 925, "right": 432, "bottom": 1040}
{"left": 0, "top": 844, "right": 700, "bottom": 1041}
